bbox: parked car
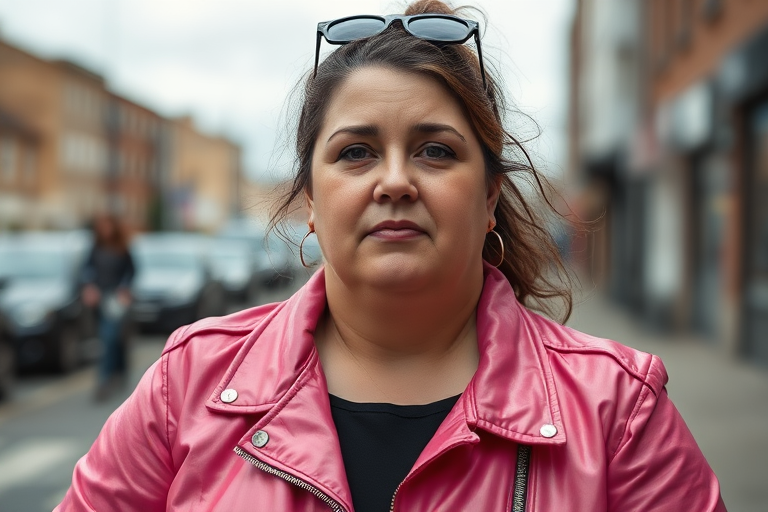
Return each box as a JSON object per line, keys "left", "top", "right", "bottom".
{"left": 0, "top": 231, "right": 93, "bottom": 373}
{"left": 218, "top": 219, "right": 295, "bottom": 289}
{"left": 209, "top": 238, "right": 260, "bottom": 302}
{"left": 130, "top": 233, "right": 227, "bottom": 333}
{"left": 0, "top": 312, "right": 14, "bottom": 401}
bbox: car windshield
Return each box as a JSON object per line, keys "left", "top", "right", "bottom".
{"left": 135, "top": 250, "right": 200, "bottom": 271}
{"left": 0, "top": 248, "right": 69, "bottom": 279}
{"left": 211, "top": 244, "right": 249, "bottom": 263}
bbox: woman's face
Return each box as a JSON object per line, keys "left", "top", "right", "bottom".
{"left": 308, "top": 66, "right": 499, "bottom": 292}
{"left": 95, "top": 216, "right": 115, "bottom": 241}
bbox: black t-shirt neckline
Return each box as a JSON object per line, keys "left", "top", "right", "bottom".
{"left": 329, "top": 393, "right": 461, "bottom": 512}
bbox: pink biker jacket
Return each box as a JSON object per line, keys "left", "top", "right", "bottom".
{"left": 57, "top": 265, "right": 727, "bottom": 512}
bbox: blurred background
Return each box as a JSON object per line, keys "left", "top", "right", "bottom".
{"left": 0, "top": 0, "right": 766, "bottom": 511}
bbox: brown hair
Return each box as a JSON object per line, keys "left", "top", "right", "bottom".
{"left": 92, "top": 213, "right": 129, "bottom": 253}
{"left": 270, "top": 0, "right": 573, "bottom": 321}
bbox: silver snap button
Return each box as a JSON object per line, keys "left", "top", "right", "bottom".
{"left": 252, "top": 430, "right": 269, "bottom": 448}
{"left": 220, "top": 388, "right": 238, "bottom": 403}
{"left": 540, "top": 424, "right": 557, "bottom": 438}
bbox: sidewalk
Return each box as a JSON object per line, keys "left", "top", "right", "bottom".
{"left": 566, "top": 289, "right": 768, "bottom": 512}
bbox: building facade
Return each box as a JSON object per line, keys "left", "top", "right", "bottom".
{"left": 167, "top": 116, "right": 242, "bottom": 233}
{"left": 0, "top": 38, "right": 244, "bottom": 234}
{"left": 106, "top": 94, "right": 166, "bottom": 231}
{"left": 0, "top": 42, "right": 109, "bottom": 228}
{"left": 0, "top": 109, "right": 39, "bottom": 229}
{"left": 569, "top": 0, "right": 768, "bottom": 364}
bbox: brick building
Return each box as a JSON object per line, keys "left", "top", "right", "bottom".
{"left": 0, "top": 38, "right": 244, "bottom": 234}
{"left": 569, "top": 0, "right": 768, "bottom": 363}
{"left": 0, "top": 42, "right": 109, "bottom": 228}
{"left": 166, "top": 116, "right": 242, "bottom": 232}
{"left": 0, "top": 108, "right": 39, "bottom": 229}
{"left": 106, "top": 94, "right": 166, "bottom": 231}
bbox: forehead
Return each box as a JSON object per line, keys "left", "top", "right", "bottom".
{"left": 318, "top": 66, "right": 472, "bottom": 133}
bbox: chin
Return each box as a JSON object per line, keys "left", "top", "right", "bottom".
{"left": 360, "top": 256, "right": 438, "bottom": 291}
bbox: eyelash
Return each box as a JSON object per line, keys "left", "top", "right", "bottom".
{"left": 338, "top": 145, "right": 372, "bottom": 161}
{"left": 337, "top": 143, "right": 456, "bottom": 162}
{"left": 419, "top": 144, "right": 456, "bottom": 159}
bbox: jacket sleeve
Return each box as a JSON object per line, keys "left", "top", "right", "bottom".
{"left": 80, "top": 246, "right": 97, "bottom": 286}
{"left": 55, "top": 351, "right": 175, "bottom": 511}
{"left": 119, "top": 248, "right": 136, "bottom": 290}
{"left": 607, "top": 378, "right": 727, "bottom": 511}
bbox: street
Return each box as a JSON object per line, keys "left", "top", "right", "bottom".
{"left": 0, "top": 279, "right": 766, "bottom": 512}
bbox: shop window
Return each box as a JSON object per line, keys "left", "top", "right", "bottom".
{"left": 0, "top": 136, "right": 17, "bottom": 184}
{"left": 702, "top": 0, "right": 722, "bottom": 22}
{"left": 23, "top": 147, "right": 37, "bottom": 185}
{"left": 676, "top": 0, "right": 693, "bottom": 50}
{"left": 743, "top": 100, "right": 768, "bottom": 362}
{"left": 652, "top": 0, "right": 671, "bottom": 74}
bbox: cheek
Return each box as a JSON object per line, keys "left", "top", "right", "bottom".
{"left": 310, "top": 170, "right": 366, "bottom": 237}
{"left": 429, "top": 176, "right": 490, "bottom": 228}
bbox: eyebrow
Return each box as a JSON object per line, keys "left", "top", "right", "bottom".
{"left": 326, "top": 125, "right": 378, "bottom": 146}
{"left": 325, "top": 122, "right": 467, "bottom": 146}
{"left": 412, "top": 123, "right": 466, "bottom": 143}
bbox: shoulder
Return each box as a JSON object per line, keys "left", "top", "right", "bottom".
{"left": 524, "top": 308, "right": 668, "bottom": 396}
{"left": 161, "top": 301, "right": 283, "bottom": 357}
{"left": 149, "top": 301, "right": 287, "bottom": 407}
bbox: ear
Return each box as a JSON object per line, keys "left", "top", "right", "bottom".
{"left": 304, "top": 188, "right": 315, "bottom": 230}
{"left": 486, "top": 175, "right": 502, "bottom": 225}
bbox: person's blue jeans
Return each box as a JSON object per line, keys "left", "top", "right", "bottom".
{"left": 98, "top": 315, "right": 125, "bottom": 385}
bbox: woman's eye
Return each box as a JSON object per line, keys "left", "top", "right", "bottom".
{"left": 340, "top": 146, "right": 371, "bottom": 161}
{"left": 420, "top": 145, "right": 455, "bottom": 159}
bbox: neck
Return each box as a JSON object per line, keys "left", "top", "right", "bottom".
{"left": 316, "top": 264, "right": 484, "bottom": 404}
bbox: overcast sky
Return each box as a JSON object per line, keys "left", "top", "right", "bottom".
{"left": 0, "top": 0, "right": 573, "bottom": 182}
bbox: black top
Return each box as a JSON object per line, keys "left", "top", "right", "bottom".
{"left": 82, "top": 245, "right": 135, "bottom": 292}
{"left": 329, "top": 393, "right": 460, "bottom": 512}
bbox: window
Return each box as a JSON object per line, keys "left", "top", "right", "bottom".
{"left": 676, "top": 0, "right": 694, "bottom": 50}
{"left": 702, "top": 0, "right": 723, "bottom": 22}
{"left": 23, "top": 147, "right": 37, "bottom": 185}
{"left": 0, "top": 136, "right": 18, "bottom": 184}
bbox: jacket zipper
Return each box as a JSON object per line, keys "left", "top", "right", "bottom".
{"left": 389, "top": 481, "right": 402, "bottom": 512}
{"left": 512, "top": 445, "right": 532, "bottom": 512}
{"left": 388, "top": 443, "right": 532, "bottom": 512}
{"left": 388, "top": 438, "right": 475, "bottom": 512}
{"left": 234, "top": 446, "right": 346, "bottom": 512}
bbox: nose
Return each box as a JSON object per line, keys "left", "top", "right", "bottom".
{"left": 372, "top": 156, "right": 419, "bottom": 203}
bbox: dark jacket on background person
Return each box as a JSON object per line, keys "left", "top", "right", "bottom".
{"left": 81, "top": 246, "right": 135, "bottom": 294}
{"left": 56, "top": 264, "right": 726, "bottom": 512}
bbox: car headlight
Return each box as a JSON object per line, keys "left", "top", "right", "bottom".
{"left": 15, "top": 305, "right": 53, "bottom": 328}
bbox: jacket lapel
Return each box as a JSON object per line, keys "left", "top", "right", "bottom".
{"left": 205, "top": 270, "right": 354, "bottom": 511}
{"left": 466, "top": 263, "right": 566, "bottom": 446}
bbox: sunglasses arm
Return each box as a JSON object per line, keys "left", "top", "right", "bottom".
{"left": 314, "top": 32, "right": 324, "bottom": 78}
{"left": 474, "top": 31, "right": 487, "bottom": 90}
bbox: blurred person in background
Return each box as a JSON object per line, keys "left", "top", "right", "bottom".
{"left": 56, "top": 1, "right": 725, "bottom": 511}
{"left": 81, "top": 213, "right": 135, "bottom": 401}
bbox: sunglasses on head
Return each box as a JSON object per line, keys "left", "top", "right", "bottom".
{"left": 314, "top": 14, "right": 486, "bottom": 88}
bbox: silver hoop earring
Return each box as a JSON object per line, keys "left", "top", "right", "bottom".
{"left": 487, "top": 230, "right": 504, "bottom": 268}
{"left": 299, "top": 230, "right": 315, "bottom": 268}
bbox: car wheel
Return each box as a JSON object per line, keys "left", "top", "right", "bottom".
{"left": 0, "top": 341, "right": 15, "bottom": 401}
{"left": 50, "top": 324, "right": 80, "bottom": 374}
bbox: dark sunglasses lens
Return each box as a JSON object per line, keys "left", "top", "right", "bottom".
{"left": 407, "top": 18, "right": 469, "bottom": 41}
{"left": 327, "top": 18, "right": 386, "bottom": 42}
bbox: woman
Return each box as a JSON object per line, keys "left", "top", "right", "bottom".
{"left": 57, "top": 1, "right": 726, "bottom": 511}
{"left": 81, "top": 213, "right": 135, "bottom": 401}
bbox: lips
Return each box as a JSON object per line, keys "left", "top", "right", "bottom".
{"left": 367, "top": 220, "right": 426, "bottom": 240}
